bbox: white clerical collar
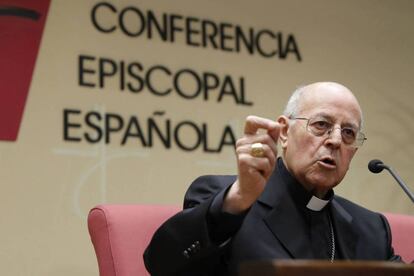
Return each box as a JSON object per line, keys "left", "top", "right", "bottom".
{"left": 306, "top": 196, "right": 330, "bottom": 211}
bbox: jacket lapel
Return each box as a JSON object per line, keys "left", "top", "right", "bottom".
{"left": 330, "top": 199, "right": 358, "bottom": 259}
{"left": 258, "top": 168, "right": 313, "bottom": 259}
{"left": 263, "top": 198, "right": 314, "bottom": 259}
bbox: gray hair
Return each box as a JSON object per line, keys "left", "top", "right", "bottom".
{"left": 283, "top": 85, "right": 306, "bottom": 118}
{"left": 282, "top": 84, "right": 364, "bottom": 130}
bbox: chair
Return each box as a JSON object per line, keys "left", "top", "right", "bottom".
{"left": 88, "top": 204, "right": 180, "bottom": 276}
{"left": 88, "top": 206, "right": 414, "bottom": 276}
{"left": 383, "top": 212, "right": 414, "bottom": 263}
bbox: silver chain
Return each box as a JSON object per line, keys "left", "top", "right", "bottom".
{"left": 328, "top": 214, "right": 335, "bottom": 263}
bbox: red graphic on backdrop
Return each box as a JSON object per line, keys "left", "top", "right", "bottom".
{"left": 0, "top": 0, "right": 50, "bottom": 141}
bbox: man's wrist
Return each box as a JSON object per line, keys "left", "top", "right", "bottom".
{"left": 222, "top": 181, "right": 255, "bottom": 214}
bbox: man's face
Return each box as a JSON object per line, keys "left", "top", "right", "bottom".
{"left": 281, "top": 83, "right": 362, "bottom": 196}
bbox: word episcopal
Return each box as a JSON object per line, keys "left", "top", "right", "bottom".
{"left": 78, "top": 55, "right": 252, "bottom": 106}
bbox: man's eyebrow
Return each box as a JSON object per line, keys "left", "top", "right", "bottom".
{"left": 343, "top": 122, "right": 359, "bottom": 130}
{"left": 313, "top": 113, "right": 359, "bottom": 129}
{"left": 313, "top": 113, "right": 334, "bottom": 121}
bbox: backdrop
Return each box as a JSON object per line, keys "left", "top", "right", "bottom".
{"left": 0, "top": 0, "right": 413, "bottom": 275}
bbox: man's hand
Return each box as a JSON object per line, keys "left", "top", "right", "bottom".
{"left": 223, "top": 115, "right": 280, "bottom": 214}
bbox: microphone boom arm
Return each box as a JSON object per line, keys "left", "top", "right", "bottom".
{"left": 381, "top": 164, "right": 414, "bottom": 203}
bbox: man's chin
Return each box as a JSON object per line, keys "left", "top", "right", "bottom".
{"left": 307, "top": 177, "right": 339, "bottom": 194}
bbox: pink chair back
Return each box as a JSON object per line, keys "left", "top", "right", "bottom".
{"left": 87, "top": 206, "right": 414, "bottom": 275}
{"left": 384, "top": 212, "right": 414, "bottom": 263}
{"left": 88, "top": 204, "right": 180, "bottom": 276}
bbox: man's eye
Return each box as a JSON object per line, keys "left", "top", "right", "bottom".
{"left": 312, "top": 120, "right": 330, "bottom": 129}
{"left": 342, "top": 128, "right": 356, "bottom": 138}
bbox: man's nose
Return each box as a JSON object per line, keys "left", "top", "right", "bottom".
{"left": 326, "top": 127, "right": 342, "bottom": 146}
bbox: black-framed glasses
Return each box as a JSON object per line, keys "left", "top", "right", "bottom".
{"left": 290, "top": 117, "right": 367, "bottom": 147}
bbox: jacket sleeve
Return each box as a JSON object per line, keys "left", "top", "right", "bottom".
{"left": 379, "top": 213, "right": 403, "bottom": 262}
{"left": 143, "top": 175, "right": 245, "bottom": 275}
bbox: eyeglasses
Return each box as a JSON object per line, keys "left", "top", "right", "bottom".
{"left": 290, "top": 117, "right": 367, "bottom": 147}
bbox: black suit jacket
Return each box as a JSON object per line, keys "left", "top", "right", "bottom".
{"left": 144, "top": 160, "right": 400, "bottom": 275}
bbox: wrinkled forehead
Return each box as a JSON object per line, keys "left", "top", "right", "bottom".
{"left": 298, "top": 83, "right": 363, "bottom": 127}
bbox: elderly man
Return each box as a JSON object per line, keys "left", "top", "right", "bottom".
{"left": 144, "top": 82, "right": 400, "bottom": 275}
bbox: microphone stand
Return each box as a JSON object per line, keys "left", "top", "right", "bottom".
{"left": 378, "top": 163, "right": 414, "bottom": 203}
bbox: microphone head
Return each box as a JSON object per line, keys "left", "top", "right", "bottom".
{"left": 368, "top": 159, "right": 385, "bottom": 174}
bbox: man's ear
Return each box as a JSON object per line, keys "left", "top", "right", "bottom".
{"left": 277, "top": 116, "right": 289, "bottom": 149}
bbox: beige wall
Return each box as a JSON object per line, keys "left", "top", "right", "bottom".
{"left": 0, "top": 0, "right": 413, "bottom": 275}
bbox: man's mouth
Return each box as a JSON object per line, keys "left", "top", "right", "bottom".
{"left": 318, "top": 157, "right": 337, "bottom": 169}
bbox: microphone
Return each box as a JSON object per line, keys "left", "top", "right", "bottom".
{"left": 368, "top": 159, "right": 385, "bottom": 174}
{"left": 368, "top": 159, "right": 414, "bottom": 203}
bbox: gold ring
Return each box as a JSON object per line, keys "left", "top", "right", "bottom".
{"left": 251, "top": 143, "right": 265, "bottom": 158}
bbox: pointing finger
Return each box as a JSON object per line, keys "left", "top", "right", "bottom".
{"left": 244, "top": 115, "right": 279, "bottom": 136}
